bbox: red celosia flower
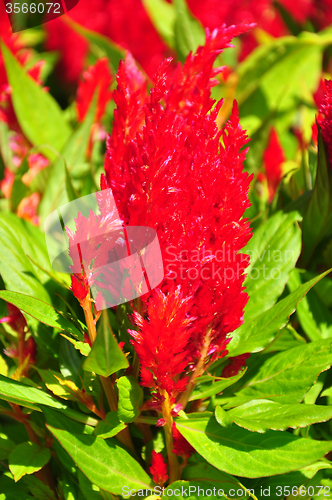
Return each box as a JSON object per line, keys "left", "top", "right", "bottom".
{"left": 221, "top": 353, "right": 250, "bottom": 378}
{"left": 17, "top": 193, "right": 41, "bottom": 226}
{"left": 76, "top": 58, "right": 113, "bottom": 123}
{"left": 172, "top": 422, "right": 194, "bottom": 458}
{"left": 262, "top": 127, "right": 285, "bottom": 202}
{"left": 318, "top": 80, "right": 332, "bottom": 168}
{"left": 150, "top": 450, "right": 168, "bottom": 485}
{"left": 0, "top": 303, "right": 27, "bottom": 335}
{"left": 129, "top": 286, "right": 194, "bottom": 402}
{"left": 103, "top": 25, "right": 253, "bottom": 405}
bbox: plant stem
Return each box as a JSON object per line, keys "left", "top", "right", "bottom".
{"left": 83, "top": 295, "right": 136, "bottom": 455}
{"left": 161, "top": 391, "right": 179, "bottom": 484}
{"left": 82, "top": 294, "right": 97, "bottom": 344}
{"left": 177, "top": 327, "right": 212, "bottom": 409}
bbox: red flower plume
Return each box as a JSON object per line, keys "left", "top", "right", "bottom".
{"left": 76, "top": 58, "right": 113, "bottom": 123}
{"left": 103, "top": 26, "right": 253, "bottom": 405}
{"left": 318, "top": 80, "right": 332, "bottom": 168}
{"left": 262, "top": 127, "right": 285, "bottom": 202}
{"left": 150, "top": 450, "right": 168, "bottom": 485}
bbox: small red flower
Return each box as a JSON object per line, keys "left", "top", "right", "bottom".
{"left": 221, "top": 353, "right": 250, "bottom": 378}
{"left": 172, "top": 422, "right": 194, "bottom": 459}
{"left": 318, "top": 80, "right": 332, "bottom": 168}
{"left": 150, "top": 450, "right": 168, "bottom": 485}
{"left": 76, "top": 58, "right": 113, "bottom": 123}
{"left": 262, "top": 127, "right": 285, "bottom": 202}
{"left": 0, "top": 303, "right": 27, "bottom": 335}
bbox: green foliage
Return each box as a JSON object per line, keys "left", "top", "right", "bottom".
{"left": 83, "top": 311, "right": 129, "bottom": 377}
{"left": 117, "top": 376, "right": 143, "bottom": 423}
{"left": 9, "top": 443, "right": 51, "bottom": 482}
{"left": 175, "top": 414, "right": 332, "bottom": 477}
{"left": 0, "top": 43, "right": 71, "bottom": 160}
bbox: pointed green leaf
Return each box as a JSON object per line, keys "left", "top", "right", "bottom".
{"left": 228, "top": 271, "right": 331, "bottom": 356}
{"left": 94, "top": 412, "right": 126, "bottom": 439}
{"left": 9, "top": 443, "right": 51, "bottom": 482}
{"left": 0, "top": 290, "right": 82, "bottom": 339}
{"left": 173, "top": 0, "right": 205, "bottom": 62}
{"left": 38, "top": 94, "right": 97, "bottom": 222}
{"left": 117, "top": 376, "right": 143, "bottom": 423}
{"left": 300, "top": 125, "right": 332, "bottom": 266}
{"left": 23, "top": 475, "right": 57, "bottom": 500}
{"left": 0, "top": 435, "right": 15, "bottom": 460}
{"left": 175, "top": 414, "right": 332, "bottom": 478}
{"left": 243, "top": 210, "right": 302, "bottom": 320}
{"left": 288, "top": 268, "right": 332, "bottom": 340}
{"left": 216, "top": 401, "right": 332, "bottom": 433}
{"left": 1, "top": 43, "right": 71, "bottom": 160}
{"left": 222, "top": 339, "right": 332, "bottom": 407}
{"left": 0, "top": 375, "right": 67, "bottom": 410}
{"left": 190, "top": 370, "right": 246, "bottom": 401}
{"left": 181, "top": 463, "right": 257, "bottom": 499}
{"left": 143, "top": 0, "right": 176, "bottom": 48}
{"left": 83, "top": 311, "right": 129, "bottom": 377}
{"left": 47, "top": 425, "right": 153, "bottom": 494}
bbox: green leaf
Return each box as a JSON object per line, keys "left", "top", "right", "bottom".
{"left": 0, "top": 434, "right": 15, "bottom": 460}
{"left": 242, "top": 210, "right": 302, "bottom": 320}
{"left": 1, "top": 43, "right": 71, "bottom": 160}
{"left": 0, "top": 290, "right": 82, "bottom": 339}
{"left": 175, "top": 414, "right": 332, "bottom": 478}
{"left": 38, "top": 94, "right": 97, "bottom": 223}
{"left": 23, "top": 475, "right": 57, "bottom": 500}
{"left": 246, "top": 461, "right": 332, "bottom": 500}
{"left": 47, "top": 425, "right": 153, "bottom": 494}
{"left": 300, "top": 125, "right": 332, "bottom": 266}
{"left": 215, "top": 400, "right": 332, "bottom": 433}
{"left": 36, "top": 369, "right": 80, "bottom": 401}
{"left": 228, "top": 271, "right": 330, "bottom": 356}
{"left": 78, "top": 470, "right": 105, "bottom": 500}
{"left": 83, "top": 311, "right": 129, "bottom": 377}
{"left": 164, "top": 479, "right": 256, "bottom": 500}
{"left": 221, "top": 339, "right": 332, "bottom": 407}
{"left": 0, "top": 472, "right": 34, "bottom": 500}
{"left": 94, "top": 412, "right": 126, "bottom": 439}
{"left": 237, "top": 33, "right": 326, "bottom": 137}
{"left": 0, "top": 213, "right": 52, "bottom": 302}
{"left": 9, "top": 442, "right": 51, "bottom": 482}
{"left": 117, "top": 376, "right": 143, "bottom": 423}
{"left": 61, "top": 335, "right": 91, "bottom": 356}
{"left": 288, "top": 269, "right": 332, "bottom": 340}
{"left": 173, "top": 0, "right": 205, "bottom": 62}
{"left": 181, "top": 463, "right": 257, "bottom": 499}
{"left": 0, "top": 374, "right": 67, "bottom": 411}
{"left": 143, "top": 0, "right": 176, "bottom": 48}
{"left": 65, "top": 19, "right": 125, "bottom": 72}
{"left": 190, "top": 370, "right": 246, "bottom": 401}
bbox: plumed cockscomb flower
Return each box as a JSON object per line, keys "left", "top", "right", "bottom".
{"left": 262, "top": 127, "right": 285, "bottom": 202}
{"left": 172, "top": 422, "right": 194, "bottom": 459}
{"left": 76, "top": 58, "right": 113, "bottom": 123}
{"left": 129, "top": 285, "right": 195, "bottom": 402}
{"left": 150, "top": 451, "right": 168, "bottom": 485}
{"left": 103, "top": 26, "right": 253, "bottom": 407}
{"left": 318, "top": 80, "right": 332, "bottom": 168}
